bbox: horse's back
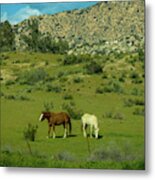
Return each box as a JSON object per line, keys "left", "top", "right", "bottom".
{"left": 51, "top": 112, "right": 70, "bottom": 122}
{"left": 82, "top": 113, "right": 97, "bottom": 124}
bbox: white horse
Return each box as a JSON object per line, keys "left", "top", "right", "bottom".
{"left": 81, "top": 113, "right": 99, "bottom": 139}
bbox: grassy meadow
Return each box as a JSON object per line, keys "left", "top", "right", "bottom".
{"left": 0, "top": 51, "right": 145, "bottom": 169}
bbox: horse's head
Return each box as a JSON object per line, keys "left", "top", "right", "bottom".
{"left": 39, "top": 112, "right": 51, "bottom": 122}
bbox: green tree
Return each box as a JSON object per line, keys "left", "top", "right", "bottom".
{"left": 0, "top": 21, "right": 15, "bottom": 51}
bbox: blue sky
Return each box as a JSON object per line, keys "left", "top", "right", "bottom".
{"left": 1, "top": 2, "right": 97, "bottom": 24}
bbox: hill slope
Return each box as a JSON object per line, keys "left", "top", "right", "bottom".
{"left": 13, "top": 0, "right": 144, "bottom": 54}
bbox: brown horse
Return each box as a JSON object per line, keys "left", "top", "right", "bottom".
{"left": 39, "top": 112, "right": 71, "bottom": 139}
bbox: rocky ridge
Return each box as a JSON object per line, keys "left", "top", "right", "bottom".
{"left": 13, "top": 0, "right": 144, "bottom": 55}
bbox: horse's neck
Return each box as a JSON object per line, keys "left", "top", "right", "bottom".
{"left": 45, "top": 114, "right": 51, "bottom": 122}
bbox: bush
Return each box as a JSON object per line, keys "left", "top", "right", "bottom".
{"left": 131, "top": 88, "right": 141, "bottom": 96}
{"left": 0, "top": 21, "right": 15, "bottom": 52}
{"left": 57, "top": 71, "right": 65, "bottom": 78}
{"left": 124, "top": 98, "right": 144, "bottom": 107}
{"left": 85, "top": 61, "right": 102, "bottom": 74}
{"left": 18, "top": 68, "right": 48, "bottom": 85}
{"left": 133, "top": 108, "right": 145, "bottom": 116}
{"left": 102, "top": 73, "right": 108, "bottom": 79}
{"left": 43, "top": 101, "right": 54, "bottom": 111}
{"left": 0, "top": 91, "right": 4, "bottom": 97}
{"left": 23, "top": 123, "right": 38, "bottom": 142}
{"left": 132, "top": 78, "right": 143, "bottom": 84}
{"left": 5, "top": 79, "right": 15, "bottom": 86}
{"left": 103, "top": 111, "right": 113, "bottom": 119}
{"left": 134, "top": 98, "right": 144, "bottom": 106}
{"left": 62, "top": 54, "right": 90, "bottom": 65}
{"left": 55, "top": 152, "right": 75, "bottom": 161}
{"left": 97, "top": 81, "right": 123, "bottom": 94}
{"left": 18, "top": 95, "right": 30, "bottom": 101}
{"left": 63, "top": 93, "right": 73, "bottom": 100}
{"left": 4, "top": 94, "right": 30, "bottom": 101}
{"left": 123, "top": 98, "right": 135, "bottom": 107}
{"left": 45, "top": 84, "right": 62, "bottom": 93}
{"left": 129, "top": 71, "right": 139, "bottom": 79}
{"left": 73, "top": 77, "right": 83, "bottom": 83}
{"left": 95, "top": 87, "right": 104, "bottom": 94}
{"left": 88, "top": 142, "right": 138, "bottom": 163}
{"left": 61, "top": 102, "right": 83, "bottom": 120}
{"left": 103, "top": 111, "right": 124, "bottom": 120}
{"left": 113, "top": 112, "right": 124, "bottom": 120}
{"left": 4, "top": 94, "right": 16, "bottom": 100}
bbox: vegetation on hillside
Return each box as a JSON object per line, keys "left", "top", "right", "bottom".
{"left": 0, "top": 21, "right": 15, "bottom": 52}
{"left": 0, "top": 51, "right": 144, "bottom": 169}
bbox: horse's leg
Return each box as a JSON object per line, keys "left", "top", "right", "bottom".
{"left": 83, "top": 123, "right": 87, "bottom": 138}
{"left": 63, "top": 123, "right": 67, "bottom": 138}
{"left": 47, "top": 126, "right": 51, "bottom": 138}
{"left": 95, "top": 127, "right": 99, "bottom": 139}
{"left": 90, "top": 125, "right": 93, "bottom": 138}
{"left": 52, "top": 125, "right": 56, "bottom": 139}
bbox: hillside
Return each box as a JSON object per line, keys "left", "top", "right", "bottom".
{"left": 12, "top": 0, "right": 144, "bottom": 54}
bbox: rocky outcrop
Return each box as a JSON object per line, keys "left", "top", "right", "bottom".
{"left": 13, "top": 0, "right": 144, "bottom": 55}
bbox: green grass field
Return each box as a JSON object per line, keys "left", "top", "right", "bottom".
{"left": 0, "top": 52, "right": 145, "bottom": 169}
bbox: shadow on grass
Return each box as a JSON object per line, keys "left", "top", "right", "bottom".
{"left": 55, "top": 134, "right": 77, "bottom": 139}
{"left": 86, "top": 134, "right": 103, "bottom": 139}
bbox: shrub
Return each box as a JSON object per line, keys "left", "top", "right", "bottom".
{"left": 99, "top": 81, "right": 123, "bottom": 94}
{"left": 23, "top": 123, "right": 38, "bottom": 142}
{"left": 4, "top": 94, "right": 16, "bottom": 100}
{"left": 61, "top": 102, "right": 83, "bottom": 120}
{"left": 96, "top": 87, "right": 104, "bottom": 94}
{"left": 5, "top": 79, "right": 15, "bottom": 86}
{"left": 103, "top": 111, "right": 124, "bottom": 120}
{"left": 18, "top": 68, "right": 48, "bottom": 85}
{"left": 102, "top": 72, "right": 108, "bottom": 79}
{"left": 129, "top": 71, "right": 139, "bottom": 79}
{"left": 132, "top": 78, "right": 143, "bottom": 84}
{"left": 45, "top": 84, "right": 62, "bottom": 93}
{"left": 62, "top": 54, "right": 90, "bottom": 65}
{"left": 124, "top": 98, "right": 144, "bottom": 107}
{"left": 137, "top": 49, "right": 144, "bottom": 62}
{"left": 18, "top": 95, "right": 30, "bottom": 101}
{"left": 134, "top": 98, "right": 144, "bottom": 106}
{"left": 133, "top": 108, "right": 145, "bottom": 116}
{"left": 0, "top": 21, "right": 15, "bottom": 52}
{"left": 131, "top": 88, "right": 140, "bottom": 96}
{"left": 88, "top": 142, "right": 122, "bottom": 162}
{"left": 59, "top": 77, "right": 68, "bottom": 83}
{"left": 57, "top": 71, "right": 65, "bottom": 78}
{"left": 88, "top": 142, "right": 138, "bottom": 163}
{"left": 103, "top": 111, "right": 113, "bottom": 119}
{"left": 85, "top": 61, "right": 102, "bottom": 74}
{"left": 0, "top": 91, "right": 4, "bottom": 97}
{"left": 62, "top": 54, "right": 82, "bottom": 65}
{"left": 123, "top": 98, "right": 135, "bottom": 107}
{"left": 55, "top": 152, "right": 75, "bottom": 161}
{"left": 113, "top": 112, "right": 124, "bottom": 120}
{"left": 63, "top": 93, "right": 73, "bottom": 100}
{"left": 43, "top": 101, "right": 54, "bottom": 111}
{"left": 118, "top": 74, "right": 125, "bottom": 82}
{"left": 4, "top": 94, "right": 30, "bottom": 101}
{"left": 73, "top": 77, "right": 83, "bottom": 83}
{"left": 25, "top": 87, "right": 33, "bottom": 93}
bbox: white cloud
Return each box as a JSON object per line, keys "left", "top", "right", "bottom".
{"left": 5, "top": 6, "right": 42, "bottom": 24}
